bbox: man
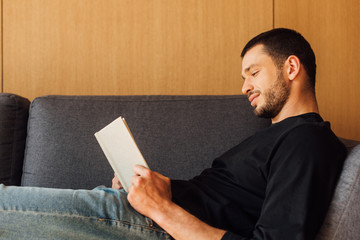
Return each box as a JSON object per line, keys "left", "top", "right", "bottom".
{"left": 0, "top": 28, "right": 346, "bottom": 240}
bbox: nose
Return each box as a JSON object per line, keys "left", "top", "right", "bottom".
{"left": 242, "top": 78, "right": 253, "bottom": 95}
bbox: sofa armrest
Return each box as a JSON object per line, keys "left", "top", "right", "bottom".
{"left": 0, "top": 93, "right": 30, "bottom": 185}
{"left": 317, "top": 139, "right": 360, "bottom": 239}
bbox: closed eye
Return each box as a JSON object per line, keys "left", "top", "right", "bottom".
{"left": 251, "top": 71, "right": 259, "bottom": 77}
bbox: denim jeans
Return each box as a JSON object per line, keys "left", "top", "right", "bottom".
{"left": 0, "top": 184, "right": 172, "bottom": 240}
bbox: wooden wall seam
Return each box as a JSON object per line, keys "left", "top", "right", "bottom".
{"left": 272, "top": 0, "right": 275, "bottom": 29}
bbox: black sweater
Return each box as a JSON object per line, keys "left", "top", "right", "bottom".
{"left": 171, "top": 113, "right": 346, "bottom": 240}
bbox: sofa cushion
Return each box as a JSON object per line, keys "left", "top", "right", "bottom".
{"left": 317, "top": 139, "right": 360, "bottom": 239}
{"left": 0, "top": 93, "right": 30, "bottom": 185}
{"left": 21, "top": 95, "right": 270, "bottom": 189}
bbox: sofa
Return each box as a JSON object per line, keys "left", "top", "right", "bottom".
{"left": 0, "top": 93, "right": 359, "bottom": 239}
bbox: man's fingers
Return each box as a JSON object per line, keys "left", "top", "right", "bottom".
{"left": 112, "top": 173, "right": 123, "bottom": 189}
{"left": 131, "top": 174, "right": 145, "bottom": 187}
{"left": 133, "top": 164, "right": 150, "bottom": 176}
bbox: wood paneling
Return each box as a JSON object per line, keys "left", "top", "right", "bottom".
{"left": 5, "top": 0, "right": 357, "bottom": 139}
{"left": 3, "top": 0, "right": 272, "bottom": 100}
{"left": 275, "top": 0, "right": 360, "bottom": 140}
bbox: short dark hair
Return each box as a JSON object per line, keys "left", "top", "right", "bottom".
{"left": 241, "top": 28, "right": 316, "bottom": 90}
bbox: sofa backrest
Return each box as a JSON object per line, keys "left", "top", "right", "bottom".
{"left": 21, "top": 95, "right": 270, "bottom": 189}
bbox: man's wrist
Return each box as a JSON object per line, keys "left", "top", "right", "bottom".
{"left": 150, "top": 199, "right": 177, "bottom": 226}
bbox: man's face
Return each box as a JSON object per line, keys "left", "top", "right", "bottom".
{"left": 241, "top": 45, "right": 290, "bottom": 119}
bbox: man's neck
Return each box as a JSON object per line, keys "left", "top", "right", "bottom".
{"left": 271, "top": 93, "right": 319, "bottom": 124}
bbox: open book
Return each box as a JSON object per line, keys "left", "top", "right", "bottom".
{"left": 94, "top": 117, "right": 149, "bottom": 192}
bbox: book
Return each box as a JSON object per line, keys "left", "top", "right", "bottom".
{"left": 94, "top": 116, "right": 149, "bottom": 192}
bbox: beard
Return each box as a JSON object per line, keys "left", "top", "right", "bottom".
{"left": 253, "top": 72, "right": 290, "bottom": 119}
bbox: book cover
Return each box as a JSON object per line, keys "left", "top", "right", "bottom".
{"left": 94, "top": 117, "right": 149, "bottom": 192}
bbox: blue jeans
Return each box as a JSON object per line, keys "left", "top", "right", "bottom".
{"left": 0, "top": 184, "right": 172, "bottom": 239}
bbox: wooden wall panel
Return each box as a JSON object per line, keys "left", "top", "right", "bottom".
{"left": 3, "top": 0, "right": 272, "bottom": 100}
{"left": 275, "top": 0, "right": 360, "bottom": 140}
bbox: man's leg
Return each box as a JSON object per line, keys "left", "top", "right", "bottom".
{"left": 0, "top": 184, "right": 171, "bottom": 240}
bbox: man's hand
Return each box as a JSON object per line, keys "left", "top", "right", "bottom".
{"left": 111, "top": 173, "right": 123, "bottom": 190}
{"left": 127, "top": 165, "right": 225, "bottom": 240}
{"left": 127, "top": 165, "right": 172, "bottom": 219}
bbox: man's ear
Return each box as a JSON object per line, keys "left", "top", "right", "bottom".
{"left": 285, "top": 55, "right": 301, "bottom": 81}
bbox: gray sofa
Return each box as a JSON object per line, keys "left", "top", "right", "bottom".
{"left": 0, "top": 93, "right": 359, "bottom": 239}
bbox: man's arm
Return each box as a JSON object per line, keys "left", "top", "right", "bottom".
{"left": 127, "top": 165, "right": 226, "bottom": 240}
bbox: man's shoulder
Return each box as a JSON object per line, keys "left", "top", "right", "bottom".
{"left": 266, "top": 113, "right": 345, "bottom": 154}
{"left": 275, "top": 117, "right": 346, "bottom": 159}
